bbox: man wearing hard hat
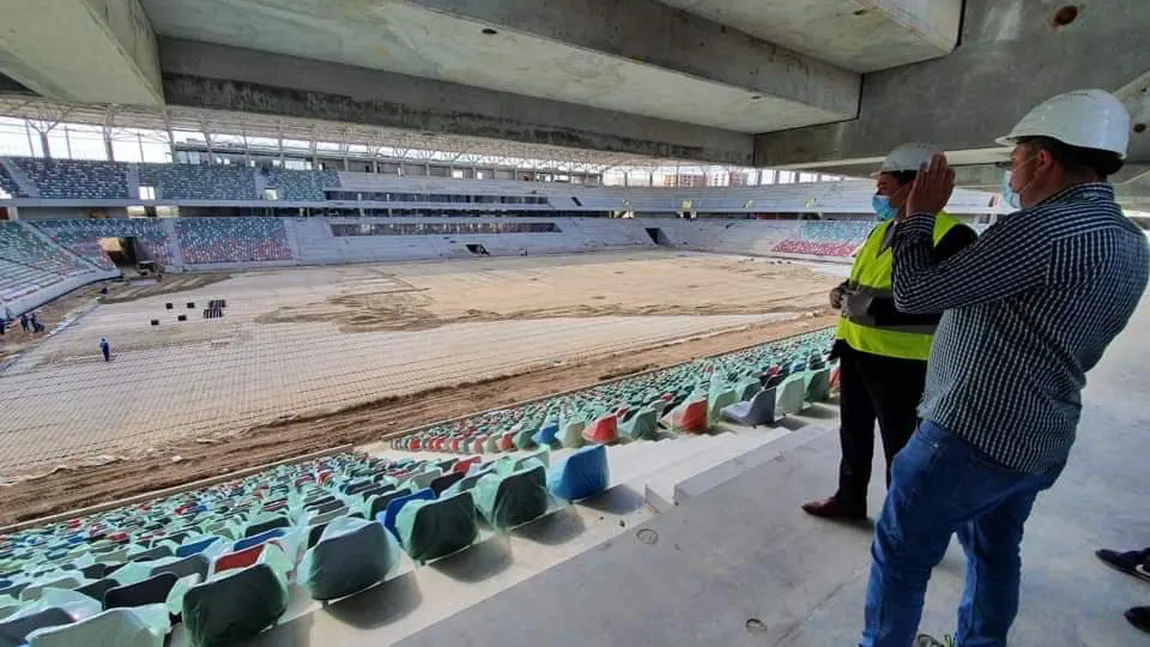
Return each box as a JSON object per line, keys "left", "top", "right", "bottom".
{"left": 858, "top": 89, "right": 1149, "bottom": 647}
{"left": 801, "top": 143, "right": 975, "bottom": 521}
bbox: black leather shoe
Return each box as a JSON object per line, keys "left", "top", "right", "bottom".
{"left": 1125, "top": 606, "right": 1150, "bottom": 634}
{"left": 801, "top": 496, "right": 866, "bottom": 520}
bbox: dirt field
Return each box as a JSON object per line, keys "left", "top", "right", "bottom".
{"left": 0, "top": 250, "right": 840, "bottom": 524}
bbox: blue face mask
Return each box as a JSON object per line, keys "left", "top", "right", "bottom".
{"left": 1001, "top": 171, "right": 1020, "bottom": 210}
{"left": 872, "top": 194, "right": 898, "bottom": 222}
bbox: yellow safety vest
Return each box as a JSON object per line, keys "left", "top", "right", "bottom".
{"left": 834, "top": 212, "right": 964, "bottom": 361}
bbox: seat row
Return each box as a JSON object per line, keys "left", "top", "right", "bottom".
{"left": 394, "top": 330, "right": 836, "bottom": 455}
{"left": 0, "top": 445, "right": 611, "bottom": 645}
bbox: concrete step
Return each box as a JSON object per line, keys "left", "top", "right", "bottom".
{"left": 642, "top": 425, "right": 792, "bottom": 512}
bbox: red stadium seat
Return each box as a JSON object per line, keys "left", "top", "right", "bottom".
{"left": 213, "top": 543, "right": 266, "bottom": 574}
{"left": 582, "top": 414, "right": 619, "bottom": 445}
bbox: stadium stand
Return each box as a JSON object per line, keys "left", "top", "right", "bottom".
{"left": 11, "top": 159, "right": 129, "bottom": 200}
{"left": 176, "top": 218, "right": 293, "bottom": 264}
{"left": 393, "top": 329, "right": 835, "bottom": 455}
{"left": 771, "top": 220, "right": 872, "bottom": 258}
{"left": 0, "top": 449, "right": 561, "bottom": 643}
{"left": 31, "top": 219, "right": 173, "bottom": 269}
{"left": 138, "top": 164, "right": 257, "bottom": 201}
{"left": 262, "top": 169, "right": 339, "bottom": 202}
{"left": 0, "top": 222, "right": 90, "bottom": 277}
{"left": 0, "top": 166, "right": 25, "bottom": 198}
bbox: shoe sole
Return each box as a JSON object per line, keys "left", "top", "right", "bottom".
{"left": 1096, "top": 552, "right": 1150, "bottom": 582}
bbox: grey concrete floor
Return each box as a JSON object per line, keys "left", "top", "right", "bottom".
{"left": 398, "top": 295, "right": 1150, "bottom": 647}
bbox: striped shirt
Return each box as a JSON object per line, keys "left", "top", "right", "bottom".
{"left": 893, "top": 182, "right": 1149, "bottom": 473}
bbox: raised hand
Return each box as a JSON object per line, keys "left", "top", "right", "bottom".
{"left": 906, "top": 153, "right": 956, "bottom": 217}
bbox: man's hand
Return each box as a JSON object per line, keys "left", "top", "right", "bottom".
{"left": 829, "top": 284, "right": 846, "bottom": 309}
{"left": 906, "top": 153, "right": 955, "bottom": 217}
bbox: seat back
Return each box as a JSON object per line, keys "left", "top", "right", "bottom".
{"left": 182, "top": 564, "right": 287, "bottom": 647}
{"left": 805, "top": 367, "right": 832, "bottom": 402}
{"left": 233, "top": 528, "right": 286, "bottom": 552}
{"left": 399, "top": 492, "right": 478, "bottom": 563}
{"left": 128, "top": 545, "right": 173, "bottom": 563}
{"left": 548, "top": 444, "right": 609, "bottom": 501}
{"left": 103, "top": 572, "right": 179, "bottom": 610}
{"left": 429, "top": 472, "right": 465, "bottom": 496}
{"left": 0, "top": 608, "right": 72, "bottom": 647}
{"left": 212, "top": 543, "right": 266, "bottom": 574}
{"left": 175, "top": 536, "right": 219, "bottom": 558}
{"left": 380, "top": 488, "right": 435, "bottom": 538}
{"left": 303, "top": 522, "right": 394, "bottom": 601}
{"left": 243, "top": 516, "right": 289, "bottom": 538}
{"left": 75, "top": 578, "right": 118, "bottom": 603}
{"left": 151, "top": 554, "right": 210, "bottom": 583}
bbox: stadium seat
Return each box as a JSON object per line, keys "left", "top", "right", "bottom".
{"left": 582, "top": 413, "right": 619, "bottom": 445}
{"left": 175, "top": 537, "right": 221, "bottom": 558}
{"left": 380, "top": 488, "right": 436, "bottom": 538}
{"left": 775, "top": 374, "right": 807, "bottom": 416}
{"left": 548, "top": 445, "right": 609, "bottom": 502}
{"left": 0, "top": 607, "right": 73, "bottom": 647}
{"left": 429, "top": 471, "right": 465, "bottom": 496}
{"left": 720, "top": 387, "right": 778, "bottom": 428}
{"left": 661, "top": 395, "right": 709, "bottom": 433}
{"left": 473, "top": 464, "right": 550, "bottom": 530}
{"left": 25, "top": 607, "right": 166, "bottom": 647}
{"left": 182, "top": 564, "right": 288, "bottom": 647}
{"left": 299, "top": 518, "right": 398, "bottom": 601}
{"left": 103, "top": 572, "right": 179, "bottom": 611}
{"left": 151, "top": 554, "right": 210, "bottom": 584}
{"left": 75, "top": 578, "right": 119, "bottom": 604}
{"left": 805, "top": 367, "right": 832, "bottom": 403}
{"left": 396, "top": 491, "right": 479, "bottom": 563}
{"left": 707, "top": 387, "right": 739, "bottom": 426}
{"left": 212, "top": 544, "right": 266, "bottom": 575}
{"left": 619, "top": 407, "right": 658, "bottom": 441}
{"left": 243, "top": 517, "right": 289, "bottom": 538}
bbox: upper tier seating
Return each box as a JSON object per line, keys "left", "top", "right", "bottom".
{"left": 31, "top": 220, "right": 172, "bottom": 269}
{"left": 175, "top": 218, "right": 293, "bottom": 264}
{"left": 771, "top": 221, "right": 873, "bottom": 258}
{"left": 138, "top": 164, "right": 257, "bottom": 201}
{"left": 263, "top": 169, "right": 339, "bottom": 202}
{"left": 12, "top": 159, "right": 128, "bottom": 200}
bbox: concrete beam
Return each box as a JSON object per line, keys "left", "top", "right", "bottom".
{"left": 406, "top": 0, "right": 859, "bottom": 119}
{"left": 755, "top": 0, "right": 1150, "bottom": 167}
{"left": 158, "top": 39, "right": 755, "bottom": 165}
{"left": 657, "top": 0, "right": 963, "bottom": 73}
{"left": 0, "top": 0, "right": 161, "bottom": 105}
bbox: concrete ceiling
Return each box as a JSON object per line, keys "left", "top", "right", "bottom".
{"left": 655, "top": 0, "right": 962, "bottom": 72}
{"left": 140, "top": 0, "right": 850, "bottom": 134}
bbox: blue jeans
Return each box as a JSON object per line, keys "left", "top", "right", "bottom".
{"left": 860, "top": 421, "right": 1063, "bottom": 647}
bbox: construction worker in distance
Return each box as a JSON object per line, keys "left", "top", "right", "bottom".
{"left": 801, "top": 142, "right": 977, "bottom": 521}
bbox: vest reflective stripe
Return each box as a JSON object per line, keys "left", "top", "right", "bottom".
{"left": 834, "top": 212, "right": 964, "bottom": 361}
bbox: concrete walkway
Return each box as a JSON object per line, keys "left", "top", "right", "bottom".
{"left": 398, "top": 297, "right": 1150, "bottom": 647}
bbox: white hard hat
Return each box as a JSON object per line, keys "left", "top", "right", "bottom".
{"left": 871, "top": 142, "right": 942, "bottom": 177}
{"left": 995, "top": 89, "right": 1130, "bottom": 159}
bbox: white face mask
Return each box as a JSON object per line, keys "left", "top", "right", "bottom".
{"left": 1002, "top": 154, "right": 1040, "bottom": 210}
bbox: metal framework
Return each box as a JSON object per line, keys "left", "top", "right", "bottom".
{"left": 0, "top": 95, "right": 660, "bottom": 173}
{"left": 0, "top": 95, "right": 856, "bottom": 190}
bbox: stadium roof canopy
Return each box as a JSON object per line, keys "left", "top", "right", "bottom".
{"left": 0, "top": 95, "right": 671, "bottom": 172}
